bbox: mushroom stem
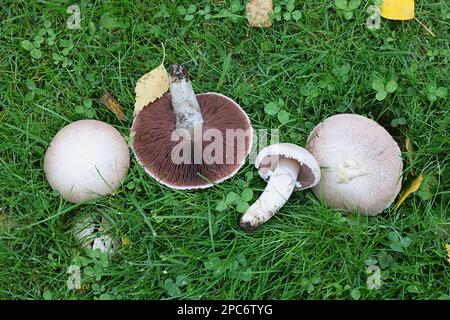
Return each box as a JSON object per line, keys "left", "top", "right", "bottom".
{"left": 169, "top": 64, "right": 204, "bottom": 130}
{"left": 240, "top": 157, "right": 300, "bottom": 231}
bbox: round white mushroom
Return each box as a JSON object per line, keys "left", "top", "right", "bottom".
{"left": 44, "top": 120, "right": 130, "bottom": 203}
{"left": 306, "top": 113, "right": 403, "bottom": 216}
{"left": 240, "top": 143, "right": 321, "bottom": 231}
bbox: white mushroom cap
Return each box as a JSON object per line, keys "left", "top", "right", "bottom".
{"left": 44, "top": 120, "right": 130, "bottom": 203}
{"left": 306, "top": 114, "right": 403, "bottom": 216}
{"left": 255, "top": 143, "right": 321, "bottom": 190}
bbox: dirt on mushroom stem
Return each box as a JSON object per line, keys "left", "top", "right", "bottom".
{"left": 169, "top": 64, "right": 204, "bottom": 130}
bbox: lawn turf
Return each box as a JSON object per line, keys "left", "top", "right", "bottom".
{"left": 0, "top": 0, "right": 449, "bottom": 299}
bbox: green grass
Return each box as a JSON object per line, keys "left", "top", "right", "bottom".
{"left": 1, "top": 0, "right": 449, "bottom": 300}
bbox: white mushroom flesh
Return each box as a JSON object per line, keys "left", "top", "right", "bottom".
{"left": 169, "top": 65, "right": 204, "bottom": 129}
{"left": 240, "top": 157, "right": 300, "bottom": 230}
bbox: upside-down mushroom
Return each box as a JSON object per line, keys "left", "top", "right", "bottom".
{"left": 240, "top": 143, "right": 321, "bottom": 231}
{"left": 131, "top": 64, "right": 253, "bottom": 189}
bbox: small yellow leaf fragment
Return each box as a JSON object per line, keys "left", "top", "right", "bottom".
{"left": 379, "top": 0, "right": 414, "bottom": 20}
{"left": 134, "top": 51, "right": 169, "bottom": 116}
{"left": 121, "top": 236, "right": 131, "bottom": 246}
{"left": 395, "top": 174, "right": 423, "bottom": 209}
{"left": 446, "top": 244, "right": 450, "bottom": 264}
{"left": 127, "top": 130, "right": 135, "bottom": 148}
{"left": 246, "top": 0, "right": 274, "bottom": 28}
{"left": 405, "top": 137, "right": 414, "bottom": 175}
{"left": 100, "top": 92, "right": 126, "bottom": 120}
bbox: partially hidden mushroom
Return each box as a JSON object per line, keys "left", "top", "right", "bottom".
{"left": 73, "top": 213, "right": 115, "bottom": 253}
{"left": 306, "top": 114, "right": 403, "bottom": 216}
{"left": 131, "top": 64, "right": 253, "bottom": 189}
{"left": 239, "top": 143, "right": 321, "bottom": 231}
{"left": 44, "top": 120, "right": 130, "bottom": 203}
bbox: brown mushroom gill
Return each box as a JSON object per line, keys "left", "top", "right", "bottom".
{"left": 258, "top": 156, "right": 317, "bottom": 189}
{"left": 132, "top": 93, "right": 252, "bottom": 188}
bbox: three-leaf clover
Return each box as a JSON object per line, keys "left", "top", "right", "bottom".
{"left": 426, "top": 84, "right": 447, "bottom": 102}
{"left": 233, "top": 83, "right": 251, "bottom": 105}
{"left": 390, "top": 108, "right": 406, "bottom": 128}
{"left": 372, "top": 78, "right": 398, "bottom": 101}
{"left": 177, "top": 4, "right": 197, "bottom": 21}
{"left": 334, "top": 63, "right": 351, "bottom": 83}
{"left": 52, "top": 39, "right": 74, "bottom": 67}
{"left": 391, "top": 117, "right": 406, "bottom": 127}
{"left": 198, "top": 5, "right": 212, "bottom": 20}
{"left": 264, "top": 99, "right": 291, "bottom": 123}
{"left": 75, "top": 99, "right": 95, "bottom": 118}
{"left": 386, "top": 231, "right": 412, "bottom": 253}
{"left": 215, "top": 188, "right": 254, "bottom": 213}
{"left": 273, "top": 0, "right": 302, "bottom": 22}
{"left": 24, "top": 78, "right": 45, "bottom": 102}
{"left": 301, "top": 83, "right": 321, "bottom": 99}
{"left": 335, "top": 0, "right": 361, "bottom": 20}
{"left": 283, "top": 0, "right": 302, "bottom": 21}
{"left": 21, "top": 39, "right": 42, "bottom": 59}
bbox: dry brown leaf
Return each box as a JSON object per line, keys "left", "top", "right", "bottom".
{"left": 100, "top": 92, "right": 126, "bottom": 121}
{"left": 246, "top": 0, "right": 273, "bottom": 28}
{"left": 134, "top": 45, "right": 169, "bottom": 116}
{"left": 395, "top": 174, "right": 423, "bottom": 209}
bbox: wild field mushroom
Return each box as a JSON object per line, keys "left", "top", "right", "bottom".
{"left": 44, "top": 120, "right": 130, "bottom": 203}
{"left": 240, "top": 143, "right": 321, "bottom": 231}
{"left": 131, "top": 64, "right": 253, "bottom": 189}
{"left": 306, "top": 114, "right": 403, "bottom": 216}
{"left": 73, "top": 213, "right": 115, "bottom": 253}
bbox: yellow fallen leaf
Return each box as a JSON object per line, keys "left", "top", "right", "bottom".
{"left": 379, "top": 0, "right": 435, "bottom": 36}
{"left": 395, "top": 174, "right": 423, "bottom": 209}
{"left": 246, "top": 0, "right": 273, "bottom": 28}
{"left": 405, "top": 137, "right": 415, "bottom": 175}
{"left": 379, "top": 0, "right": 414, "bottom": 20}
{"left": 134, "top": 44, "right": 169, "bottom": 116}
{"left": 446, "top": 244, "right": 450, "bottom": 264}
{"left": 121, "top": 236, "right": 131, "bottom": 246}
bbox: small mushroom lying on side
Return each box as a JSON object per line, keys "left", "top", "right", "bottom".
{"left": 44, "top": 120, "right": 130, "bottom": 203}
{"left": 131, "top": 64, "right": 253, "bottom": 189}
{"left": 306, "top": 114, "right": 403, "bottom": 215}
{"left": 239, "top": 143, "right": 321, "bottom": 231}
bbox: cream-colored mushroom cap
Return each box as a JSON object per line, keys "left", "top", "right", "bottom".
{"left": 255, "top": 143, "right": 321, "bottom": 190}
{"left": 44, "top": 120, "right": 130, "bottom": 203}
{"left": 307, "top": 114, "right": 403, "bottom": 216}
